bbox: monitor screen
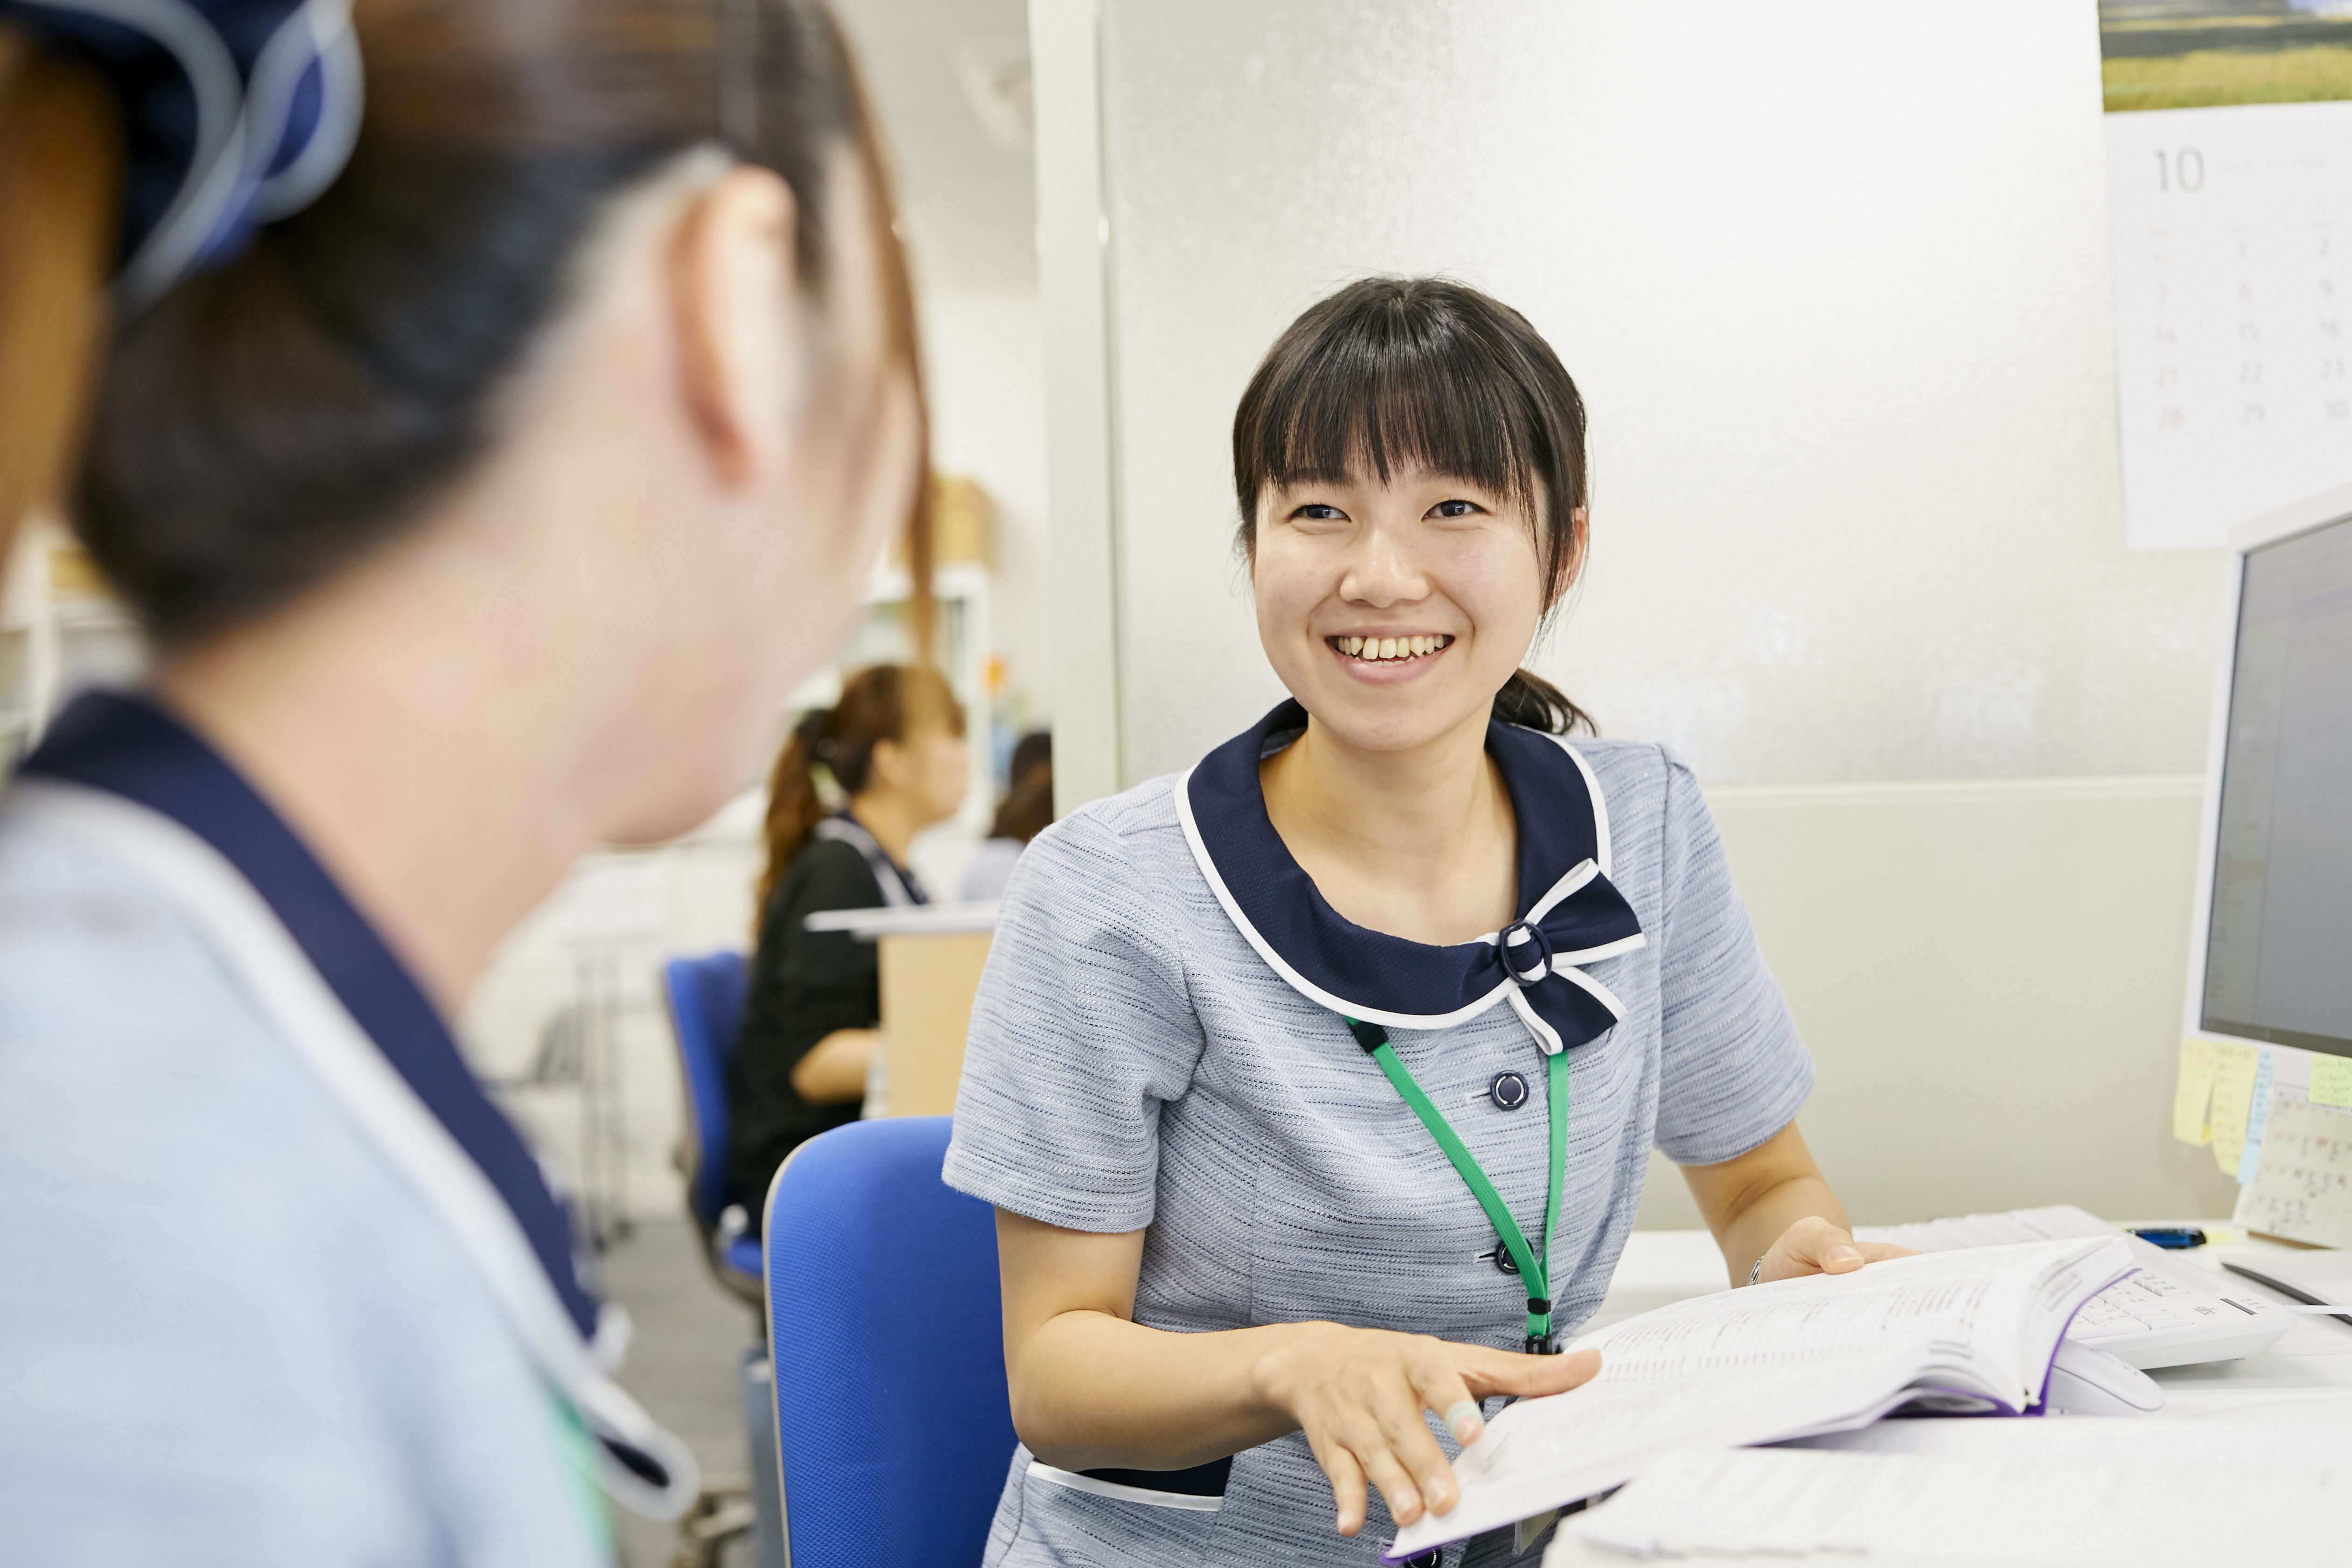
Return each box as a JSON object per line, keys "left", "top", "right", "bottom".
{"left": 2202, "top": 511, "right": 2352, "bottom": 1058}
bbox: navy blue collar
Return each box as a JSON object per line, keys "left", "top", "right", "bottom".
{"left": 20, "top": 691, "right": 602, "bottom": 1338}
{"left": 1176, "top": 700, "right": 1645, "bottom": 1053}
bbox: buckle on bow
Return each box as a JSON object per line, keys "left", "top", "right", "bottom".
{"left": 1498, "top": 919, "right": 1553, "bottom": 986}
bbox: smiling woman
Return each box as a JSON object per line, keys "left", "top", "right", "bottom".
{"left": 940, "top": 276, "right": 1906, "bottom": 1568}
{"left": 1231, "top": 276, "right": 1591, "bottom": 740}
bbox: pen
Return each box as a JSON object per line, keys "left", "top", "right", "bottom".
{"left": 2127, "top": 1227, "right": 2207, "bottom": 1249}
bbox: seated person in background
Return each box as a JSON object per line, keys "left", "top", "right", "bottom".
{"left": 959, "top": 729, "right": 1054, "bottom": 901}
{"left": 724, "top": 664, "right": 967, "bottom": 1220}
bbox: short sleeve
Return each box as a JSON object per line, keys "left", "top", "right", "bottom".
{"left": 943, "top": 806, "right": 1206, "bottom": 1232}
{"left": 1648, "top": 751, "right": 1815, "bottom": 1166}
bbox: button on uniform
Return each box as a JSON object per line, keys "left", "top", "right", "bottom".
{"left": 1489, "top": 1071, "right": 1528, "bottom": 1109}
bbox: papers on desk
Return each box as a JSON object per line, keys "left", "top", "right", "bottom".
{"left": 2233, "top": 1085, "right": 2352, "bottom": 1249}
{"left": 1385, "top": 1237, "right": 2134, "bottom": 1562}
{"left": 1564, "top": 1417, "right": 2352, "bottom": 1565}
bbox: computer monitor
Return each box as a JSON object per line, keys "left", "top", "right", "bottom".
{"left": 2184, "top": 486, "right": 2352, "bottom": 1060}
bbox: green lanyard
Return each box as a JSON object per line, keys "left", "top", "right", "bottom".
{"left": 1343, "top": 1017, "right": 1570, "bottom": 1353}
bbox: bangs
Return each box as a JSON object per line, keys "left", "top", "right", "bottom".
{"left": 1239, "top": 313, "right": 1540, "bottom": 523}
{"left": 1232, "top": 277, "right": 1583, "bottom": 550}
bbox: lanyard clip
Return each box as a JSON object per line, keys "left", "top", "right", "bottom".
{"left": 1525, "top": 1296, "right": 1557, "bottom": 1355}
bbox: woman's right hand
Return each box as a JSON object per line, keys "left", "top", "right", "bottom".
{"left": 1252, "top": 1323, "right": 1602, "bottom": 1538}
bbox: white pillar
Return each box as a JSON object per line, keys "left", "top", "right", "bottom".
{"left": 1031, "top": 0, "right": 1124, "bottom": 812}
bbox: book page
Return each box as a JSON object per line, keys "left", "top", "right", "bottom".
{"left": 1569, "top": 1238, "right": 2124, "bottom": 1406}
{"left": 1387, "top": 1239, "right": 2129, "bottom": 1562}
{"left": 1387, "top": 1352, "right": 1926, "bottom": 1563}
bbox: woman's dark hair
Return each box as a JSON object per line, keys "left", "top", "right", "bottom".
{"left": 988, "top": 730, "right": 1052, "bottom": 843}
{"left": 756, "top": 663, "right": 964, "bottom": 927}
{"left": 1231, "top": 276, "right": 1594, "bottom": 735}
{"left": 1, "top": 0, "right": 931, "bottom": 649}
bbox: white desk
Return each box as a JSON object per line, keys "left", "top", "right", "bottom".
{"left": 1537, "top": 1226, "right": 2352, "bottom": 1565}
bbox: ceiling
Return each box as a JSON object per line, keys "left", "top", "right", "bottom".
{"left": 830, "top": 0, "right": 1039, "bottom": 292}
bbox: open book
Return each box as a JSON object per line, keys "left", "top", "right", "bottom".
{"left": 1384, "top": 1235, "right": 2136, "bottom": 1563}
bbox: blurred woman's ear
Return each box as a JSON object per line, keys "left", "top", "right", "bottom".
{"left": 671, "top": 163, "right": 801, "bottom": 490}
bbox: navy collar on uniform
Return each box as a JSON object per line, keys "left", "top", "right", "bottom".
{"left": 20, "top": 691, "right": 602, "bottom": 1338}
{"left": 1174, "top": 699, "right": 1645, "bottom": 1054}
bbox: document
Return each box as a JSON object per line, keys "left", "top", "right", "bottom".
{"left": 2233, "top": 1086, "right": 2352, "bottom": 1247}
{"left": 1566, "top": 1418, "right": 2352, "bottom": 1564}
{"left": 1383, "top": 1237, "right": 2134, "bottom": 1562}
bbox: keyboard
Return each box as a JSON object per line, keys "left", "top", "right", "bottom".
{"left": 1854, "top": 1205, "right": 2295, "bottom": 1370}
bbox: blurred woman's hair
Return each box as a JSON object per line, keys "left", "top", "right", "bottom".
{"left": 988, "top": 730, "right": 1052, "bottom": 844}
{"left": 1230, "top": 275, "right": 1594, "bottom": 735}
{"left": 756, "top": 663, "right": 964, "bottom": 927}
{"left": 0, "top": 0, "right": 931, "bottom": 648}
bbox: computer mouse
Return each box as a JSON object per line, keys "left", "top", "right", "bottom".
{"left": 2044, "top": 1338, "right": 2165, "bottom": 1417}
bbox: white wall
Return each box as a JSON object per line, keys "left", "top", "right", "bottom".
{"left": 1632, "top": 777, "right": 2240, "bottom": 1230}
{"left": 1085, "top": 0, "right": 2229, "bottom": 788}
{"left": 922, "top": 289, "right": 1053, "bottom": 731}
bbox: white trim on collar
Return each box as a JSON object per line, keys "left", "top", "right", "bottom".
{"left": 1, "top": 779, "right": 699, "bottom": 1520}
{"left": 1550, "top": 733, "right": 1618, "bottom": 878}
{"left": 1169, "top": 737, "right": 1646, "bottom": 1050}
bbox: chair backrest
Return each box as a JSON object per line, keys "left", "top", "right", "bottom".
{"left": 765, "top": 1117, "right": 1016, "bottom": 1568}
{"left": 659, "top": 951, "right": 749, "bottom": 1231}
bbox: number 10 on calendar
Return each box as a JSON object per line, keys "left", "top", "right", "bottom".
{"left": 2107, "top": 102, "right": 2352, "bottom": 549}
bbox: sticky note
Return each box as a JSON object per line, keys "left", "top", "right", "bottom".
{"left": 2313, "top": 1056, "right": 2352, "bottom": 1110}
{"left": 2209, "top": 1041, "right": 2262, "bottom": 1178}
{"left": 2237, "top": 1051, "right": 2275, "bottom": 1185}
{"left": 2173, "top": 1037, "right": 2219, "bottom": 1145}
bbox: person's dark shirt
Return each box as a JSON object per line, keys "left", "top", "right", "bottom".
{"left": 723, "top": 839, "right": 888, "bottom": 1218}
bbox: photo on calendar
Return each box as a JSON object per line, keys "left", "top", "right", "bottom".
{"left": 2103, "top": 0, "right": 2352, "bottom": 112}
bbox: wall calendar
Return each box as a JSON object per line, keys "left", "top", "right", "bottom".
{"left": 2103, "top": 4, "right": 2352, "bottom": 549}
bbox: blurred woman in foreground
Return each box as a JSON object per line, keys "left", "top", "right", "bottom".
{"left": 0, "top": 0, "right": 924, "bottom": 1560}
{"left": 726, "top": 663, "right": 967, "bottom": 1220}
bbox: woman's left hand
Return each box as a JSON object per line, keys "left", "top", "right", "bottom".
{"left": 1750, "top": 1215, "right": 1914, "bottom": 1286}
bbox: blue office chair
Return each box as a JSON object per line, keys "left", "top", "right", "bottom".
{"left": 659, "top": 951, "right": 763, "bottom": 1306}
{"left": 765, "top": 1117, "right": 1018, "bottom": 1567}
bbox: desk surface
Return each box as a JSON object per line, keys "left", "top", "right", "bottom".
{"left": 1536, "top": 1225, "right": 2352, "bottom": 1564}
{"left": 802, "top": 901, "right": 999, "bottom": 938}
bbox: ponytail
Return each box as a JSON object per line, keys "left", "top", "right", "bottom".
{"left": 1493, "top": 667, "right": 1595, "bottom": 736}
{"left": 751, "top": 663, "right": 966, "bottom": 935}
{"left": 754, "top": 706, "right": 836, "bottom": 923}
{"left": 0, "top": 35, "right": 119, "bottom": 573}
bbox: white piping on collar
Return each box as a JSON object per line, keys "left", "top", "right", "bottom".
{"left": 1550, "top": 735, "right": 1617, "bottom": 877}
{"left": 814, "top": 814, "right": 917, "bottom": 907}
{"left": 1170, "top": 745, "right": 1645, "bottom": 1048}
{"left": 1504, "top": 986, "right": 1565, "bottom": 1055}
{"left": 1, "top": 779, "right": 698, "bottom": 1520}
{"left": 1173, "top": 766, "right": 1517, "bottom": 1032}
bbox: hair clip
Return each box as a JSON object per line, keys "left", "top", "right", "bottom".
{"left": 7, "top": 0, "right": 364, "bottom": 313}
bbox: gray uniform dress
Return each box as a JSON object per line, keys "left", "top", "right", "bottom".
{"left": 944, "top": 715, "right": 1813, "bottom": 1568}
